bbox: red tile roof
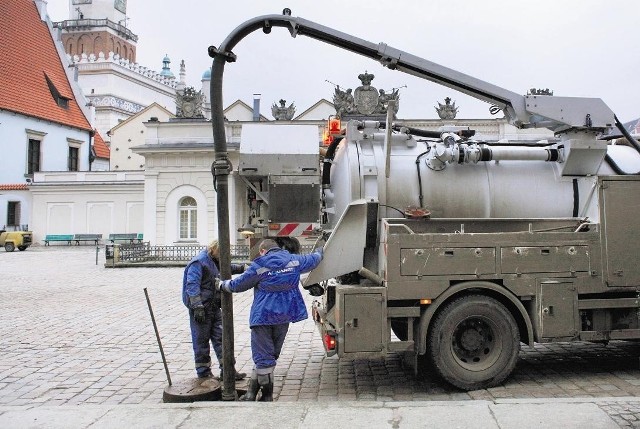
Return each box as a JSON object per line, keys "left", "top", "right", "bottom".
{"left": 0, "top": 184, "right": 29, "bottom": 191}
{"left": 0, "top": 0, "right": 92, "bottom": 132}
{"left": 93, "top": 131, "right": 110, "bottom": 159}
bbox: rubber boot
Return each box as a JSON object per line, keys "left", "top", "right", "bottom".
{"left": 240, "top": 377, "right": 259, "bottom": 401}
{"left": 257, "top": 373, "right": 273, "bottom": 402}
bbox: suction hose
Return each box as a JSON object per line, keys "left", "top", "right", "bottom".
{"left": 604, "top": 115, "right": 640, "bottom": 175}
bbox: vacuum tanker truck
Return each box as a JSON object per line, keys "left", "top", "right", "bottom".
{"left": 210, "top": 11, "right": 640, "bottom": 390}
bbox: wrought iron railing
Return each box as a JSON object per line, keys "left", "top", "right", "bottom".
{"left": 54, "top": 19, "right": 138, "bottom": 42}
{"left": 106, "top": 243, "right": 250, "bottom": 264}
{"left": 105, "top": 243, "right": 315, "bottom": 266}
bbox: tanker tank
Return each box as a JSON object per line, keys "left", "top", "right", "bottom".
{"left": 322, "top": 121, "right": 640, "bottom": 231}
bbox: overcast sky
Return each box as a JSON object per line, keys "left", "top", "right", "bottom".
{"left": 46, "top": 0, "right": 639, "bottom": 122}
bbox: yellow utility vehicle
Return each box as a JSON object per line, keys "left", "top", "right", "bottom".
{"left": 0, "top": 230, "right": 33, "bottom": 252}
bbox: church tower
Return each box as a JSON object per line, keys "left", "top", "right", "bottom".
{"left": 56, "top": 0, "right": 137, "bottom": 62}
{"left": 49, "top": 0, "right": 178, "bottom": 145}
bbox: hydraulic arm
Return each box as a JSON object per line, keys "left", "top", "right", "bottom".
{"left": 209, "top": 10, "right": 616, "bottom": 136}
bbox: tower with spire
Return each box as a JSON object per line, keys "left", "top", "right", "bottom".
{"left": 51, "top": 0, "right": 180, "bottom": 144}
{"left": 160, "top": 55, "right": 175, "bottom": 79}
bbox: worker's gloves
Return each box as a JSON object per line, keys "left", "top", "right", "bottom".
{"left": 189, "top": 295, "right": 207, "bottom": 323}
{"left": 214, "top": 278, "right": 232, "bottom": 293}
{"left": 193, "top": 306, "right": 206, "bottom": 324}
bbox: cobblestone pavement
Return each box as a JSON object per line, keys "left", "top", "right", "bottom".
{"left": 1, "top": 246, "right": 640, "bottom": 422}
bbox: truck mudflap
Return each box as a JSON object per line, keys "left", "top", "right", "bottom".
{"left": 302, "top": 199, "right": 368, "bottom": 287}
{"left": 311, "top": 300, "right": 337, "bottom": 357}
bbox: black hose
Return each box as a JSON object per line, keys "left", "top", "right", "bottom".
{"left": 603, "top": 115, "right": 640, "bottom": 175}
{"left": 394, "top": 124, "right": 443, "bottom": 139}
{"left": 615, "top": 115, "right": 640, "bottom": 154}
{"left": 321, "top": 136, "right": 343, "bottom": 186}
{"left": 376, "top": 122, "right": 444, "bottom": 139}
{"left": 379, "top": 204, "right": 406, "bottom": 217}
{"left": 604, "top": 154, "right": 628, "bottom": 175}
{"left": 572, "top": 179, "right": 579, "bottom": 217}
{"left": 415, "top": 149, "right": 431, "bottom": 208}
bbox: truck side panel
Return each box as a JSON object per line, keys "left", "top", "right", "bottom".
{"left": 600, "top": 177, "right": 640, "bottom": 287}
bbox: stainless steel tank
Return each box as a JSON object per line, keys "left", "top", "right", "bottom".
{"left": 324, "top": 124, "right": 640, "bottom": 229}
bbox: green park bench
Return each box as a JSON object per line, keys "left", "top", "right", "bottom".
{"left": 44, "top": 234, "right": 74, "bottom": 246}
{"left": 108, "top": 233, "right": 142, "bottom": 244}
{"left": 73, "top": 234, "right": 103, "bottom": 245}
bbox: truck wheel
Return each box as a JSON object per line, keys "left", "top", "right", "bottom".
{"left": 5, "top": 242, "right": 15, "bottom": 252}
{"left": 18, "top": 246, "right": 27, "bottom": 251}
{"left": 427, "top": 294, "right": 519, "bottom": 390}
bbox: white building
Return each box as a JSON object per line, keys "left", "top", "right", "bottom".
{"left": 30, "top": 171, "right": 145, "bottom": 239}
{"left": 109, "top": 103, "right": 175, "bottom": 171}
{"left": 0, "top": 0, "right": 95, "bottom": 231}
{"left": 53, "top": 0, "right": 180, "bottom": 143}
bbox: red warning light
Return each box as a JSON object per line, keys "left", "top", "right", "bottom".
{"left": 328, "top": 118, "right": 341, "bottom": 135}
{"left": 322, "top": 129, "right": 333, "bottom": 146}
{"left": 323, "top": 333, "right": 336, "bottom": 350}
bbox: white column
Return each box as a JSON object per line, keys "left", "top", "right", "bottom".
{"left": 144, "top": 171, "right": 158, "bottom": 245}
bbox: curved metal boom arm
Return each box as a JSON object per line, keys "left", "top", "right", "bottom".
{"left": 210, "top": 12, "right": 615, "bottom": 140}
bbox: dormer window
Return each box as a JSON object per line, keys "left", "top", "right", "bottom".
{"left": 44, "top": 73, "right": 70, "bottom": 109}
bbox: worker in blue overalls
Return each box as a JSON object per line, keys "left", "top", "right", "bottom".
{"left": 216, "top": 238, "right": 323, "bottom": 401}
{"left": 182, "top": 240, "right": 246, "bottom": 380}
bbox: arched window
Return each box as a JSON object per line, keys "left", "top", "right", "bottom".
{"left": 78, "top": 35, "right": 87, "bottom": 55}
{"left": 94, "top": 36, "right": 104, "bottom": 56}
{"left": 179, "top": 197, "right": 197, "bottom": 239}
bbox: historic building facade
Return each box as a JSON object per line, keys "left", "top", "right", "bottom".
{"left": 0, "top": 0, "right": 95, "bottom": 231}
{"left": 53, "top": 0, "right": 180, "bottom": 143}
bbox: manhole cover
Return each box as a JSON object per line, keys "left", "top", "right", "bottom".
{"left": 163, "top": 377, "right": 248, "bottom": 403}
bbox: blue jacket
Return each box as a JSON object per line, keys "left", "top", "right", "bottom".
{"left": 221, "top": 248, "right": 323, "bottom": 327}
{"left": 182, "top": 250, "right": 242, "bottom": 308}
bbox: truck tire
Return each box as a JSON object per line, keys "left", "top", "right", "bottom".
{"left": 427, "top": 294, "right": 519, "bottom": 390}
{"left": 18, "top": 246, "right": 27, "bottom": 251}
{"left": 5, "top": 242, "right": 15, "bottom": 252}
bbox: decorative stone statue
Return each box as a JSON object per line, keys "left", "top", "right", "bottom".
{"left": 271, "top": 99, "right": 296, "bottom": 120}
{"left": 176, "top": 87, "right": 204, "bottom": 118}
{"left": 377, "top": 88, "right": 400, "bottom": 116}
{"left": 435, "top": 97, "right": 459, "bottom": 120}
{"left": 354, "top": 72, "right": 379, "bottom": 115}
{"left": 333, "top": 72, "right": 400, "bottom": 118}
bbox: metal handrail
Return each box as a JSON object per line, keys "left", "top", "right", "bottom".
{"left": 54, "top": 19, "right": 138, "bottom": 42}
{"left": 106, "top": 243, "right": 316, "bottom": 264}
